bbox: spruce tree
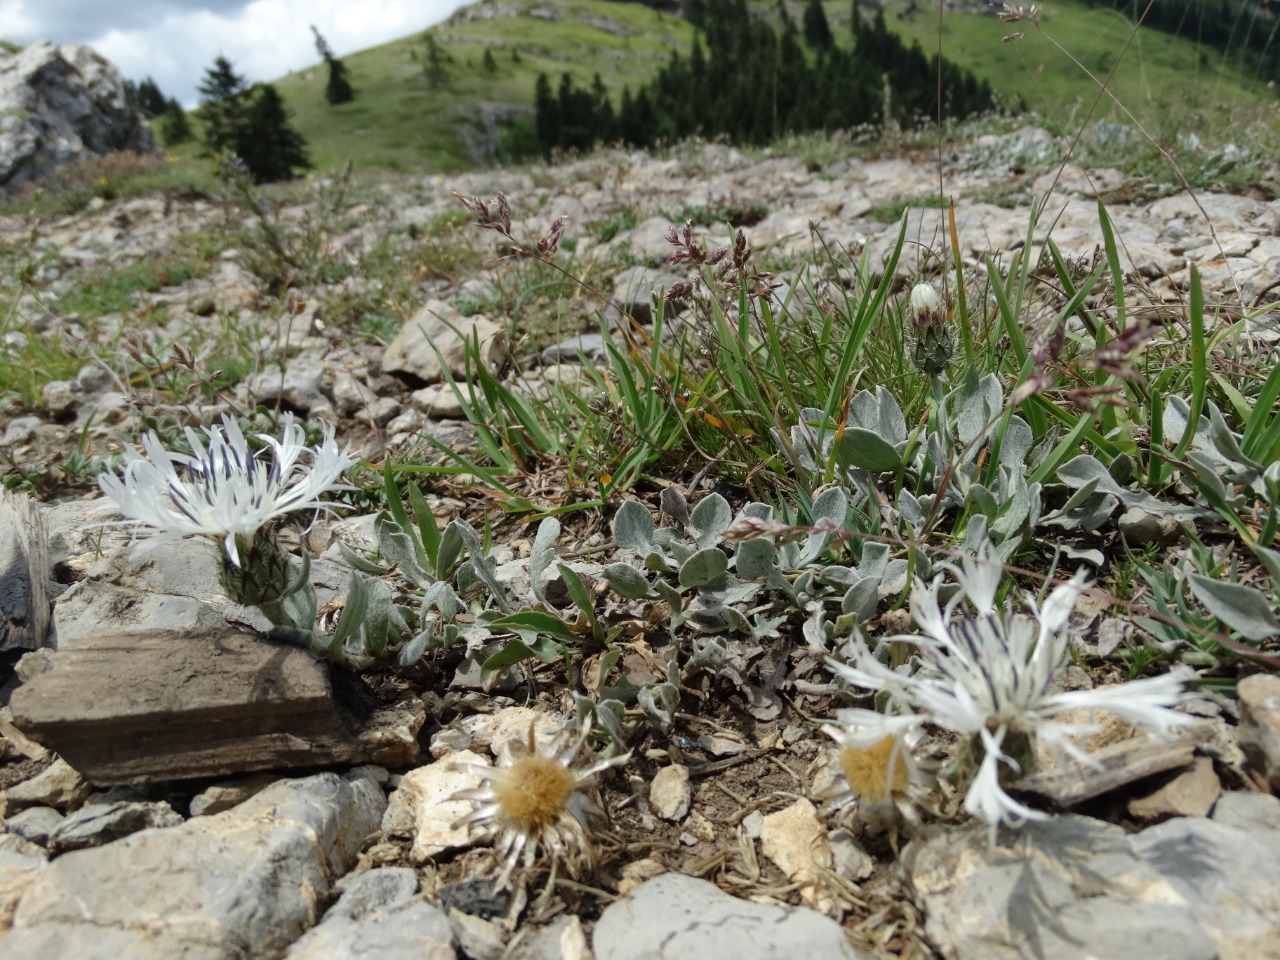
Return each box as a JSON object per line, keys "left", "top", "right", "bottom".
{"left": 311, "top": 26, "right": 354, "bottom": 105}
{"left": 159, "top": 98, "right": 193, "bottom": 145}
{"left": 482, "top": 49, "right": 498, "bottom": 74}
{"left": 198, "top": 56, "right": 248, "bottom": 154}
{"left": 235, "top": 84, "right": 311, "bottom": 183}
{"left": 422, "top": 34, "right": 450, "bottom": 88}
{"left": 136, "top": 77, "right": 168, "bottom": 117}
{"left": 803, "top": 0, "right": 834, "bottom": 50}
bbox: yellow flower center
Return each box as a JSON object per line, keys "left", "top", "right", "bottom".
{"left": 493, "top": 755, "right": 578, "bottom": 832}
{"left": 839, "top": 736, "right": 909, "bottom": 803}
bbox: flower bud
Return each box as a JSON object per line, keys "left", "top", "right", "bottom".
{"left": 908, "top": 283, "right": 953, "bottom": 377}
{"left": 909, "top": 283, "right": 944, "bottom": 329}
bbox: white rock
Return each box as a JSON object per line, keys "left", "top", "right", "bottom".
{"left": 649, "top": 764, "right": 691, "bottom": 821}
{"left": 383, "top": 750, "right": 489, "bottom": 862}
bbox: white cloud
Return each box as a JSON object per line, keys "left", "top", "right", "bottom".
{"left": 2, "top": 0, "right": 465, "bottom": 107}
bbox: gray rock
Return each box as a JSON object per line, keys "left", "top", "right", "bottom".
{"left": 4, "top": 806, "right": 65, "bottom": 846}
{"left": 904, "top": 814, "right": 1233, "bottom": 960}
{"left": 0, "top": 833, "right": 48, "bottom": 927}
{"left": 40, "top": 379, "right": 77, "bottom": 419}
{"left": 7, "top": 770, "right": 385, "bottom": 959}
{"left": 188, "top": 773, "right": 278, "bottom": 817}
{"left": 284, "top": 867, "right": 456, "bottom": 960}
{"left": 610, "top": 266, "right": 684, "bottom": 325}
{"left": 593, "top": 872, "right": 870, "bottom": 960}
{"left": 1132, "top": 794, "right": 1280, "bottom": 960}
{"left": 1238, "top": 673, "right": 1280, "bottom": 793}
{"left": 508, "top": 915, "right": 591, "bottom": 960}
{"left": 0, "top": 42, "right": 154, "bottom": 191}
{"left": 47, "top": 799, "right": 183, "bottom": 854}
{"left": 540, "top": 332, "right": 608, "bottom": 365}
{"left": 244, "top": 354, "right": 331, "bottom": 415}
{"left": 1118, "top": 506, "right": 1183, "bottom": 547}
{"left": 618, "top": 216, "right": 680, "bottom": 267}
{"left": 382, "top": 300, "right": 509, "bottom": 385}
{"left": 648, "top": 764, "right": 691, "bottom": 821}
{"left": 449, "top": 909, "right": 507, "bottom": 960}
{"left": 4, "top": 758, "right": 92, "bottom": 811}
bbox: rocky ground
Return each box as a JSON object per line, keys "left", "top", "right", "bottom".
{"left": 2, "top": 127, "right": 1280, "bottom": 960}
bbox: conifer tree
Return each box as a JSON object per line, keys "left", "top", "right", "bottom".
{"left": 311, "top": 26, "right": 355, "bottom": 105}
{"left": 803, "top": 0, "right": 834, "bottom": 49}
{"left": 159, "top": 98, "right": 193, "bottom": 145}
{"left": 482, "top": 49, "right": 498, "bottom": 74}
{"left": 422, "top": 34, "right": 450, "bottom": 88}
{"left": 198, "top": 56, "right": 248, "bottom": 154}
{"left": 235, "top": 84, "right": 311, "bottom": 183}
{"left": 136, "top": 77, "right": 168, "bottom": 117}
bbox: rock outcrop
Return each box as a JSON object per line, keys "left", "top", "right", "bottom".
{"left": 0, "top": 42, "right": 154, "bottom": 191}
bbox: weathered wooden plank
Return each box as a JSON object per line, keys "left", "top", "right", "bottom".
{"left": 9, "top": 627, "right": 422, "bottom": 784}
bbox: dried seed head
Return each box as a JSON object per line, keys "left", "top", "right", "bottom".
{"left": 450, "top": 719, "right": 630, "bottom": 889}
{"left": 838, "top": 736, "right": 910, "bottom": 804}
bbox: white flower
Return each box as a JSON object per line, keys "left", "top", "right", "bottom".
{"left": 828, "top": 543, "right": 1190, "bottom": 844}
{"left": 450, "top": 719, "right": 630, "bottom": 889}
{"left": 909, "top": 282, "right": 944, "bottom": 325}
{"left": 819, "top": 708, "right": 929, "bottom": 846}
{"left": 98, "top": 414, "right": 354, "bottom": 567}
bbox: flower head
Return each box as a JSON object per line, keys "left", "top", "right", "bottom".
{"left": 819, "top": 708, "right": 929, "bottom": 847}
{"left": 98, "top": 414, "right": 354, "bottom": 567}
{"left": 908, "top": 283, "right": 953, "bottom": 377}
{"left": 451, "top": 719, "right": 630, "bottom": 889}
{"left": 828, "top": 543, "right": 1189, "bottom": 844}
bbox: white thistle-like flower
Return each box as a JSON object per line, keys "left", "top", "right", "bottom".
{"left": 819, "top": 708, "right": 929, "bottom": 847}
{"left": 451, "top": 719, "right": 630, "bottom": 889}
{"left": 98, "top": 414, "right": 355, "bottom": 567}
{"left": 828, "top": 543, "right": 1190, "bottom": 844}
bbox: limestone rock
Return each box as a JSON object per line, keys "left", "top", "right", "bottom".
{"left": 3, "top": 806, "right": 64, "bottom": 846}
{"left": 1127, "top": 756, "right": 1221, "bottom": 821}
{"left": 6, "top": 770, "right": 385, "bottom": 959}
{"left": 283, "top": 867, "right": 456, "bottom": 960}
{"left": 508, "top": 915, "right": 591, "bottom": 960}
{"left": 0, "top": 834, "right": 47, "bottom": 928}
{"left": 759, "top": 797, "right": 835, "bottom": 913}
{"left": 593, "top": 872, "right": 871, "bottom": 960}
{"left": 382, "top": 300, "right": 509, "bottom": 384}
{"left": 649, "top": 763, "right": 691, "bottom": 821}
{"left": 382, "top": 750, "right": 488, "bottom": 862}
{"left": 902, "top": 807, "right": 1280, "bottom": 960}
{"left": 3, "top": 757, "right": 91, "bottom": 811}
{"left": 47, "top": 798, "right": 183, "bottom": 854}
{"left": 0, "top": 490, "right": 51, "bottom": 652}
{"left": 0, "top": 42, "right": 154, "bottom": 191}
{"left": 1238, "top": 673, "right": 1280, "bottom": 793}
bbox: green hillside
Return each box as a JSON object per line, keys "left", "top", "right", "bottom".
{"left": 183, "top": 0, "right": 1273, "bottom": 176}
{"left": 268, "top": 0, "right": 697, "bottom": 172}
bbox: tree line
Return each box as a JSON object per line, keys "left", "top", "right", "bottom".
{"left": 526, "top": 0, "right": 995, "bottom": 155}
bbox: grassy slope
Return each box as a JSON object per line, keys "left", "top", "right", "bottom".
{"left": 172, "top": 0, "right": 1272, "bottom": 176}
{"left": 866, "top": 0, "right": 1268, "bottom": 126}
{"left": 268, "top": 0, "right": 697, "bottom": 173}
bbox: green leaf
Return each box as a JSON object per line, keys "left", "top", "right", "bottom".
{"left": 735, "top": 538, "right": 777, "bottom": 580}
{"left": 529, "top": 516, "right": 561, "bottom": 604}
{"left": 406, "top": 481, "right": 441, "bottom": 571}
{"left": 835, "top": 428, "right": 901, "bottom": 473}
{"left": 1187, "top": 573, "right": 1280, "bottom": 642}
{"left": 490, "top": 610, "right": 582, "bottom": 646}
{"left": 557, "top": 563, "right": 596, "bottom": 620}
{"left": 382, "top": 464, "right": 424, "bottom": 567}
{"left": 690, "top": 492, "right": 732, "bottom": 548}
{"left": 481, "top": 635, "right": 563, "bottom": 676}
{"left": 613, "top": 500, "right": 655, "bottom": 553}
{"left": 603, "top": 562, "right": 654, "bottom": 600}
{"left": 330, "top": 571, "right": 371, "bottom": 654}
{"left": 678, "top": 548, "right": 729, "bottom": 589}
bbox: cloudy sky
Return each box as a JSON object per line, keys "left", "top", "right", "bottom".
{"left": 1, "top": 0, "right": 467, "bottom": 106}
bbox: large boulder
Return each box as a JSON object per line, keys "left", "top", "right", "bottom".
{"left": 0, "top": 41, "right": 155, "bottom": 191}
